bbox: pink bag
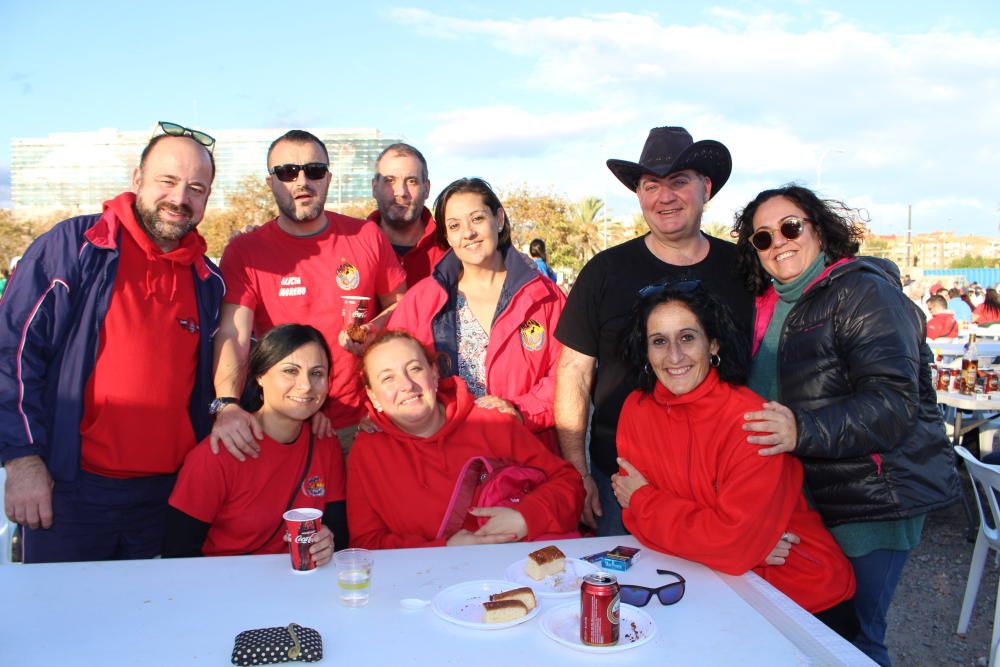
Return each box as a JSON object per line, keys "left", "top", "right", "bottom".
{"left": 435, "top": 456, "right": 579, "bottom": 541}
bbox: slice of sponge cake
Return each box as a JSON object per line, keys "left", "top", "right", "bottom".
{"left": 525, "top": 545, "right": 566, "bottom": 581}
{"left": 483, "top": 600, "right": 528, "bottom": 623}
{"left": 490, "top": 586, "right": 537, "bottom": 611}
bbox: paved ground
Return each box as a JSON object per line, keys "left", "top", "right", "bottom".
{"left": 887, "top": 475, "right": 995, "bottom": 667}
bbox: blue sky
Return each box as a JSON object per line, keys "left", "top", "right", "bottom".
{"left": 2, "top": 1, "right": 998, "bottom": 236}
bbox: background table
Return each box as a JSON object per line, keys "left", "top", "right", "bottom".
{"left": 936, "top": 390, "right": 1000, "bottom": 451}
{"left": 2, "top": 535, "right": 874, "bottom": 666}
{"left": 929, "top": 341, "right": 1000, "bottom": 360}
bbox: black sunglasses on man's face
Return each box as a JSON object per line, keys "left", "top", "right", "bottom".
{"left": 268, "top": 163, "right": 330, "bottom": 183}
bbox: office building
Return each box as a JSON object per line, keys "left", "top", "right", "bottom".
{"left": 11, "top": 125, "right": 401, "bottom": 214}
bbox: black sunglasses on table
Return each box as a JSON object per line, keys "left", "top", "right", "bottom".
{"left": 157, "top": 121, "right": 215, "bottom": 152}
{"left": 619, "top": 569, "right": 686, "bottom": 607}
{"left": 268, "top": 163, "right": 330, "bottom": 182}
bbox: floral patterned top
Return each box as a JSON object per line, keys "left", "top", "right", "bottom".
{"left": 455, "top": 293, "right": 489, "bottom": 398}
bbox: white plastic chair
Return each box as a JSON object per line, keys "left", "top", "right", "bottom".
{"left": 955, "top": 445, "right": 1000, "bottom": 666}
{"left": 0, "top": 467, "right": 11, "bottom": 564}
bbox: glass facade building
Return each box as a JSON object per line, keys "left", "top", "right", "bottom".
{"left": 11, "top": 125, "right": 401, "bottom": 214}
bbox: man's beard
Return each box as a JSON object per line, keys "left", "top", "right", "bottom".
{"left": 379, "top": 201, "right": 422, "bottom": 229}
{"left": 135, "top": 200, "right": 197, "bottom": 245}
{"left": 279, "top": 187, "right": 325, "bottom": 223}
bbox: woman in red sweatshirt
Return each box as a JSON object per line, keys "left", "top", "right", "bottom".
{"left": 611, "top": 281, "right": 857, "bottom": 636}
{"left": 347, "top": 330, "right": 583, "bottom": 550}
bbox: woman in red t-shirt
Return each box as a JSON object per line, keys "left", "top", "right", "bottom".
{"left": 163, "top": 324, "right": 346, "bottom": 562}
{"left": 610, "top": 281, "right": 857, "bottom": 637}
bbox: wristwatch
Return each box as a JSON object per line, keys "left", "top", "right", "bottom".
{"left": 209, "top": 396, "right": 240, "bottom": 417}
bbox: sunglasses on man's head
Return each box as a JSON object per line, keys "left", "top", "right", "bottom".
{"left": 157, "top": 121, "right": 215, "bottom": 152}
{"left": 619, "top": 570, "right": 686, "bottom": 607}
{"left": 750, "top": 217, "right": 806, "bottom": 251}
{"left": 637, "top": 278, "right": 702, "bottom": 300}
{"left": 268, "top": 163, "right": 330, "bottom": 182}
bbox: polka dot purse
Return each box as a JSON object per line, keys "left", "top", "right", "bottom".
{"left": 231, "top": 623, "right": 323, "bottom": 665}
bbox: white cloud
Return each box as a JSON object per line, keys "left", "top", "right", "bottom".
{"left": 393, "top": 8, "right": 1000, "bottom": 234}
{"left": 426, "top": 106, "right": 635, "bottom": 158}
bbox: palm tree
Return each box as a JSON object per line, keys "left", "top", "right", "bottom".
{"left": 572, "top": 197, "right": 605, "bottom": 261}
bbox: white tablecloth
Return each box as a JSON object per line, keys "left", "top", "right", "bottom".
{"left": 2, "top": 535, "right": 874, "bottom": 666}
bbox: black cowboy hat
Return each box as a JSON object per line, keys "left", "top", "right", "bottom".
{"left": 606, "top": 126, "right": 731, "bottom": 198}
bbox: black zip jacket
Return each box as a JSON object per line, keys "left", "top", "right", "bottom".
{"left": 761, "top": 256, "right": 959, "bottom": 526}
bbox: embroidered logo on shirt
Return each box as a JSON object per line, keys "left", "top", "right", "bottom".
{"left": 519, "top": 319, "right": 545, "bottom": 352}
{"left": 278, "top": 275, "right": 307, "bottom": 297}
{"left": 177, "top": 318, "right": 200, "bottom": 334}
{"left": 336, "top": 262, "right": 360, "bottom": 290}
{"left": 302, "top": 475, "right": 326, "bottom": 497}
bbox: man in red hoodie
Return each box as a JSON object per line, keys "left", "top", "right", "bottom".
{"left": 366, "top": 143, "right": 444, "bottom": 285}
{"left": 926, "top": 295, "right": 959, "bottom": 339}
{"left": 0, "top": 125, "right": 224, "bottom": 563}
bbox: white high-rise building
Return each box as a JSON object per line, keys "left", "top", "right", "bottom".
{"left": 11, "top": 125, "right": 402, "bottom": 215}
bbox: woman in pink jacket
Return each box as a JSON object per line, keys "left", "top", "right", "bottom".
{"left": 388, "top": 178, "right": 565, "bottom": 453}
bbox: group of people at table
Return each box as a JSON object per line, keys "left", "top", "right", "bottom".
{"left": 0, "top": 123, "right": 959, "bottom": 667}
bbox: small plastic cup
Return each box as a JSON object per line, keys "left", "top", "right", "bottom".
{"left": 334, "top": 548, "right": 374, "bottom": 607}
{"left": 341, "top": 296, "right": 371, "bottom": 344}
{"left": 283, "top": 508, "right": 323, "bottom": 573}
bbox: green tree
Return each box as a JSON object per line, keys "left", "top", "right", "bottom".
{"left": 200, "top": 175, "right": 278, "bottom": 257}
{"left": 334, "top": 199, "right": 376, "bottom": 220}
{"left": 0, "top": 210, "right": 65, "bottom": 270}
{"left": 500, "top": 186, "right": 580, "bottom": 270}
{"left": 630, "top": 212, "right": 647, "bottom": 239}
{"left": 0, "top": 210, "right": 35, "bottom": 270}
{"left": 571, "top": 197, "right": 605, "bottom": 260}
{"left": 861, "top": 236, "right": 894, "bottom": 260}
{"left": 949, "top": 254, "right": 996, "bottom": 269}
{"left": 702, "top": 222, "right": 732, "bottom": 240}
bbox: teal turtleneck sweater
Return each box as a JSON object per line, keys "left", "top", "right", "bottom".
{"left": 747, "top": 252, "right": 829, "bottom": 400}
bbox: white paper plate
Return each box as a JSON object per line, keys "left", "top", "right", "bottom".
{"left": 431, "top": 579, "right": 541, "bottom": 630}
{"left": 504, "top": 557, "right": 599, "bottom": 597}
{"left": 539, "top": 603, "right": 656, "bottom": 653}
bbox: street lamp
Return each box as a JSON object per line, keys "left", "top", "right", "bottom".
{"left": 816, "top": 147, "right": 847, "bottom": 189}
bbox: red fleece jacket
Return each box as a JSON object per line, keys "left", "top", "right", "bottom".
{"left": 618, "top": 370, "right": 855, "bottom": 613}
{"left": 388, "top": 265, "right": 565, "bottom": 449}
{"left": 347, "top": 377, "right": 584, "bottom": 550}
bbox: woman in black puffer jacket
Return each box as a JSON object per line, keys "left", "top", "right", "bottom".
{"left": 732, "top": 185, "right": 958, "bottom": 667}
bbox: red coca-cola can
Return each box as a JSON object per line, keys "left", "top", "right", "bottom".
{"left": 987, "top": 371, "right": 998, "bottom": 394}
{"left": 949, "top": 370, "right": 962, "bottom": 393}
{"left": 581, "top": 572, "right": 620, "bottom": 646}
{"left": 283, "top": 508, "right": 323, "bottom": 573}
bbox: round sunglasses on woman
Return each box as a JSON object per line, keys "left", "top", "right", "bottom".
{"left": 749, "top": 217, "right": 805, "bottom": 251}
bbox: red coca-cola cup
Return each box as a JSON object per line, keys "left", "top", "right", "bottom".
{"left": 283, "top": 508, "right": 323, "bottom": 573}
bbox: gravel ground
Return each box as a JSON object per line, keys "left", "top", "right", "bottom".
{"left": 887, "top": 472, "right": 995, "bottom": 667}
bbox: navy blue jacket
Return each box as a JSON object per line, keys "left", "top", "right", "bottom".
{"left": 0, "top": 199, "right": 224, "bottom": 481}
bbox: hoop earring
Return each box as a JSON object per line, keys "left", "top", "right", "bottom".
{"left": 709, "top": 354, "right": 721, "bottom": 368}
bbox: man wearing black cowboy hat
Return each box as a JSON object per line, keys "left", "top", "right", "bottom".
{"left": 554, "top": 126, "right": 753, "bottom": 536}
